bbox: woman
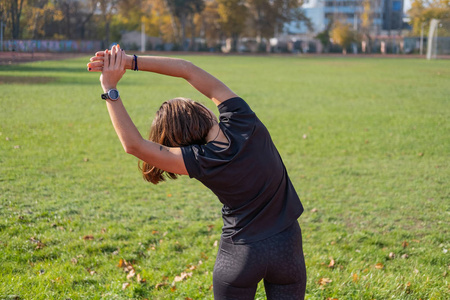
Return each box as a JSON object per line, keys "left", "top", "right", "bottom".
{"left": 87, "top": 45, "right": 306, "bottom": 299}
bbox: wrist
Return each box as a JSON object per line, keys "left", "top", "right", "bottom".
{"left": 125, "top": 54, "right": 133, "bottom": 70}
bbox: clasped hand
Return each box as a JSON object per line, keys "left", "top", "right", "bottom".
{"left": 87, "top": 45, "right": 126, "bottom": 92}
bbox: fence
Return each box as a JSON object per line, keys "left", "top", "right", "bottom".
{"left": 1, "top": 40, "right": 102, "bottom": 52}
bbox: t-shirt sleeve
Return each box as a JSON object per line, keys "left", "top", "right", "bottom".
{"left": 181, "top": 144, "right": 203, "bottom": 179}
{"left": 181, "top": 97, "right": 253, "bottom": 179}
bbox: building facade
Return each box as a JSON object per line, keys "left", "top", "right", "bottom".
{"left": 285, "top": 0, "right": 404, "bottom": 35}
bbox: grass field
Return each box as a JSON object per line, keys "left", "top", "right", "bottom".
{"left": 0, "top": 54, "right": 449, "bottom": 299}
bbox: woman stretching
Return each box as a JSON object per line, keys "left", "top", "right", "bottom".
{"left": 87, "top": 45, "right": 306, "bottom": 299}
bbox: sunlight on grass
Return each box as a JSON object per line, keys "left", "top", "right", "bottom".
{"left": 0, "top": 55, "right": 449, "bottom": 299}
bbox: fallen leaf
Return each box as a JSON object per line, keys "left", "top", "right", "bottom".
{"left": 137, "top": 274, "right": 146, "bottom": 283}
{"left": 71, "top": 258, "right": 78, "bottom": 265}
{"left": 155, "top": 282, "right": 167, "bottom": 289}
{"left": 402, "top": 241, "right": 409, "bottom": 248}
{"left": 173, "top": 272, "right": 193, "bottom": 283}
{"left": 401, "top": 254, "right": 409, "bottom": 259}
{"left": 328, "top": 258, "right": 335, "bottom": 268}
{"left": 311, "top": 208, "right": 318, "bottom": 213}
{"left": 101, "top": 228, "right": 107, "bottom": 233}
{"left": 207, "top": 224, "right": 214, "bottom": 231}
{"left": 375, "top": 263, "right": 384, "bottom": 269}
{"left": 83, "top": 235, "right": 94, "bottom": 240}
{"left": 122, "top": 282, "right": 130, "bottom": 290}
{"left": 35, "top": 241, "right": 46, "bottom": 249}
{"left": 318, "top": 277, "right": 332, "bottom": 286}
{"left": 126, "top": 269, "right": 136, "bottom": 280}
{"left": 389, "top": 252, "right": 395, "bottom": 259}
{"left": 185, "top": 298, "right": 193, "bottom": 300}
{"left": 118, "top": 259, "right": 125, "bottom": 268}
{"left": 213, "top": 240, "right": 218, "bottom": 247}
{"left": 167, "top": 194, "right": 172, "bottom": 197}
{"left": 171, "top": 285, "right": 177, "bottom": 292}
{"left": 352, "top": 273, "right": 358, "bottom": 282}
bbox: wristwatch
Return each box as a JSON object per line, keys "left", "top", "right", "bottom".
{"left": 101, "top": 89, "right": 120, "bottom": 101}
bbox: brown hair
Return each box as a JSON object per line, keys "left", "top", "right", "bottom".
{"left": 139, "top": 97, "right": 215, "bottom": 184}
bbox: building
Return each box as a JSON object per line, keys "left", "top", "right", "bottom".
{"left": 285, "top": 0, "right": 404, "bottom": 35}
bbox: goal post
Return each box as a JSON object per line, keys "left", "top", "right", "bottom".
{"left": 427, "top": 19, "right": 450, "bottom": 59}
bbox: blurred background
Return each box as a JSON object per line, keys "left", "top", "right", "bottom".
{"left": 0, "top": 0, "right": 449, "bottom": 57}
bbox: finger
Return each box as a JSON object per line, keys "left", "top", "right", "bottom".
{"left": 119, "top": 48, "right": 126, "bottom": 71}
{"left": 90, "top": 56, "right": 104, "bottom": 62}
{"left": 115, "top": 44, "right": 122, "bottom": 69}
{"left": 87, "top": 66, "right": 103, "bottom": 72}
{"left": 95, "top": 51, "right": 105, "bottom": 57}
{"left": 111, "top": 46, "right": 117, "bottom": 68}
{"left": 88, "top": 61, "right": 104, "bottom": 69}
{"left": 104, "top": 49, "right": 110, "bottom": 69}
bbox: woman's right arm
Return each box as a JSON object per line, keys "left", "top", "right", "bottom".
{"left": 89, "top": 51, "right": 238, "bottom": 106}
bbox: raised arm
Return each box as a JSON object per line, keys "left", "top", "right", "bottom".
{"left": 88, "top": 50, "right": 237, "bottom": 105}
{"left": 96, "top": 45, "right": 187, "bottom": 176}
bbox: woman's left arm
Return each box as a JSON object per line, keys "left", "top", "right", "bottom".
{"left": 99, "top": 45, "right": 188, "bottom": 175}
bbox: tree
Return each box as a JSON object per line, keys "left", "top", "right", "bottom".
{"left": 217, "top": 0, "right": 247, "bottom": 52}
{"left": 409, "top": 0, "right": 450, "bottom": 36}
{"left": 360, "top": 0, "right": 375, "bottom": 53}
{"left": 246, "top": 0, "right": 306, "bottom": 51}
{"left": 196, "top": 0, "right": 221, "bottom": 49}
{"left": 164, "top": 0, "right": 204, "bottom": 49}
{"left": 22, "top": 0, "right": 64, "bottom": 39}
{"left": 315, "top": 20, "right": 333, "bottom": 53}
{"left": 331, "top": 21, "right": 356, "bottom": 54}
{"left": 3, "top": 0, "right": 25, "bottom": 39}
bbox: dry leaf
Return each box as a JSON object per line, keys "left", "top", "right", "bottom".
{"left": 173, "top": 272, "right": 193, "bottom": 283}
{"left": 137, "top": 274, "right": 146, "bottom": 284}
{"left": 207, "top": 224, "right": 215, "bottom": 231}
{"left": 122, "top": 282, "right": 130, "bottom": 290}
{"left": 127, "top": 269, "right": 136, "bottom": 280}
{"left": 328, "top": 258, "right": 335, "bottom": 268}
{"left": 318, "top": 278, "right": 332, "bottom": 286}
{"left": 83, "top": 235, "right": 94, "bottom": 240}
{"left": 375, "top": 263, "right": 384, "bottom": 269}
{"left": 213, "top": 240, "right": 218, "bottom": 247}
{"left": 185, "top": 298, "right": 193, "bottom": 300}
{"left": 401, "top": 254, "right": 409, "bottom": 259}
{"left": 155, "top": 282, "right": 167, "bottom": 289}
{"left": 389, "top": 252, "right": 395, "bottom": 259}
{"left": 71, "top": 258, "right": 78, "bottom": 265}
{"left": 311, "top": 208, "right": 318, "bottom": 213}
{"left": 402, "top": 241, "right": 409, "bottom": 248}
{"left": 35, "top": 241, "right": 46, "bottom": 249}
{"left": 118, "top": 259, "right": 125, "bottom": 268}
{"left": 352, "top": 273, "right": 358, "bottom": 282}
{"left": 170, "top": 285, "right": 177, "bottom": 292}
{"left": 101, "top": 228, "right": 107, "bottom": 233}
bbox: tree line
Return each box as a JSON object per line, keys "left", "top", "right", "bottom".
{"left": 0, "top": 0, "right": 309, "bottom": 51}
{"left": 1, "top": 0, "right": 448, "bottom": 53}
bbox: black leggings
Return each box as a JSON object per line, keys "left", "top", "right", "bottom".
{"left": 213, "top": 221, "right": 306, "bottom": 300}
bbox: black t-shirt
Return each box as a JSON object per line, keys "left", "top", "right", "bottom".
{"left": 181, "top": 97, "right": 303, "bottom": 244}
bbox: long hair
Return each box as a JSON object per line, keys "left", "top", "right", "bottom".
{"left": 139, "top": 97, "right": 215, "bottom": 184}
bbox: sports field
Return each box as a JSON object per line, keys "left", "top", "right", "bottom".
{"left": 0, "top": 55, "right": 449, "bottom": 299}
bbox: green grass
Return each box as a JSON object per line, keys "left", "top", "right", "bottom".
{"left": 0, "top": 55, "right": 449, "bottom": 299}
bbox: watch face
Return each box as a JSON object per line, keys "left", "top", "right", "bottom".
{"left": 108, "top": 89, "right": 119, "bottom": 100}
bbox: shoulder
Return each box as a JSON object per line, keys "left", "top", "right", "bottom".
{"left": 218, "top": 97, "right": 253, "bottom": 115}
